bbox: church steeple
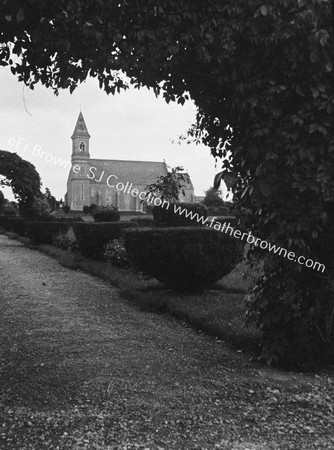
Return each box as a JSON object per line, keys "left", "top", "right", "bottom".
{"left": 71, "top": 112, "right": 90, "bottom": 162}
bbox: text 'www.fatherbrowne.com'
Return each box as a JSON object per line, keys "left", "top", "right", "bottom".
{"left": 172, "top": 204, "right": 326, "bottom": 274}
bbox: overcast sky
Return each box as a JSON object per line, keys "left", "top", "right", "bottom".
{"left": 0, "top": 66, "right": 227, "bottom": 202}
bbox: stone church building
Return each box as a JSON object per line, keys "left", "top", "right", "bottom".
{"left": 65, "top": 113, "right": 194, "bottom": 212}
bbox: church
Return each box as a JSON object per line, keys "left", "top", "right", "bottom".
{"left": 65, "top": 113, "right": 195, "bottom": 212}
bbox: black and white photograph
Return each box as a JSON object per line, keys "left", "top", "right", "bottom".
{"left": 0, "top": 1, "right": 333, "bottom": 449}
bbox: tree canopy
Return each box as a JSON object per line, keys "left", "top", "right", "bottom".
{"left": 0, "top": 150, "right": 41, "bottom": 216}
{"left": 203, "top": 187, "right": 225, "bottom": 208}
{"left": 0, "top": 190, "right": 6, "bottom": 212}
{"left": 145, "top": 166, "right": 190, "bottom": 202}
{"left": 1, "top": 0, "right": 334, "bottom": 367}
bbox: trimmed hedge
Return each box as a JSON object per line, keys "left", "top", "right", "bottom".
{"left": 93, "top": 206, "right": 120, "bottom": 222}
{"left": 3, "top": 208, "right": 17, "bottom": 216}
{"left": 50, "top": 215, "right": 84, "bottom": 223}
{"left": 73, "top": 222, "right": 136, "bottom": 259}
{"left": 207, "top": 206, "right": 232, "bottom": 217}
{"left": 213, "top": 216, "right": 238, "bottom": 228}
{"left": 0, "top": 215, "right": 10, "bottom": 231}
{"left": 130, "top": 217, "right": 154, "bottom": 227}
{"left": 25, "top": 222, "right": 70, "bottom": 245}
{"left": 152, "top": 202, "right": 208, "bottom": 227}
{"left": 124, "top": 227, "right": 242, "bottom": 293}
{"left": 7, "top": 217, "right": 26, "bottom": 235}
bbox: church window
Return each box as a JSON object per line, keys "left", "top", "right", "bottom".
{"left": 80, "top": 142, "right": 85, "bottom": 152}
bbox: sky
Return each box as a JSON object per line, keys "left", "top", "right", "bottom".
{"left": 0, "top": 66, "right": 227, "bottom": 202}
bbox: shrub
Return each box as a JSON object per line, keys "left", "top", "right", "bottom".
{"left": 130, "top": 217, "right": 154, "bottom": 227}
{"left": 52, "top": 232, "right": 79, "bottom": 252}
{"left": 7, "top": 217, "right": 26, "bottom": 235}
{"left": 63, "top": 205, "right": 70, "bottom": 214}
{"left": 83, "top": 205, "right": 90, "bottom": 214}
{"left": 93, "top": 206, "right": 120, "bottom": 222}
{"left": 152, "top": 202, "right": 208, "bottom": 227}
{"left": 104, "top": 239, "right": 132, "bottom": 268}
{"left": 73, "top": 222, "right": 136, "bottom": 259}
{"left": 26, "top": 222, "right": 70, "bottom": 245}
{"left": 0, "top": 215, "right": 10, "bottom": 231}
{"left": 89, "top": 203, "right": 98, "bottom": 214}
{"left": 124, "top": 227, "right": 242, "bottom": 293}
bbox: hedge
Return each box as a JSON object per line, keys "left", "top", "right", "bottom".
{"left": 0, "top": 215, "right": 10, "bottom": 231}
{"left": 50, "top": 215, "right": 84, "bottom": 224}
{"left": 7, "top": 217, "right": 26, "bottom": 235}
{"left": 93, "top": 206, "right": 120, "bottom": 222}
{"left": 152, "top": 202, "right": 208, "bottom": 227}
{"left": 213, "top": 216, "right": 238, "bottom": 228}
{"left": 73, "top": 222, "right": 136, "bottom": 259}
{"left": 130, "top": 217, "right": 154, "bottom": 227}
{"left": 207, "top": 206, "right": 233, "bottom": 217}
{"left": 25, "top": 222, "right": 70, "bottom": 245}
{"left": 124, "top": 227, "right": 242, "bottom": 293}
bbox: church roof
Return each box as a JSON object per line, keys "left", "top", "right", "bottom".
{"left": 71, "top": 112, "right": 91, "bottom": 139}
{"left": 89, "top": 159, "right": 168, "bottom": 186}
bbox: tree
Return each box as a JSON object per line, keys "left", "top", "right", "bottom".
{"left": 203, "top": 187, "right": 224, "bottom": 208}
{"left": 145, "top": 166, "right": 190, "bottom": 202}
{"left": 1, "top": 0, "right": 333, "bottom": 367}
{"left": 0, "top": 190, "right": 5, "bottom": 212}
{"left": 31, "top": 196, "right": 51, "bottom": 221}
{"left": 44, "top": 187, "right": 57, "bottom": 212}
{"left": 0, "top": 150, "right": 42, "bottom": 217}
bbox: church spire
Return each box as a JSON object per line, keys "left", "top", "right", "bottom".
{"left": 71, "top": 112, "right": 91, "bottom": 139}
{"left": 71, "top": 112, "right": 90, "bottom": 162}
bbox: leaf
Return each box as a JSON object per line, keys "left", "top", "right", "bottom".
{"left": 260, "top": 5, "right": 268, "bottom": 16}
{"left": 258, "top": 181, "right": 271, "bottom": 198}
{"left": 213, "top": 171, "right": 224, "bottom": 189}
{"left": 16, "top": 8, "right": 24, "bottom": 23}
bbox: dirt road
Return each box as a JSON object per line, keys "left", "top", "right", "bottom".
{"left": 0, "top": 234, "right": 333, "bottom": 449}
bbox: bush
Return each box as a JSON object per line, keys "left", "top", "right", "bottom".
{"left": 152, "top": 202, "right": 208, "bottom": 227}
{"left": 26, "top": 222, "right": 70, "bottom": 245}
{"left": 89, "top": 203, "right": 98, "bottom": 214}
{"left": 0, "top": 215, "right": 10, "bottom": 231}
{"left": 83, "top": 205, "right": 90, "bottom": 214}
{"left": 93, "top": 206, "right": 120, "bottom": 222}
{"left": 130, "top": 217, "right": 154, "bottom": 227}
{"left": 73, "top": 222, "right": 136, "bottom": 259}
{"left": 7, "top": 217, "right": 26, "bottom": 235}
{"left": 63, "top": 205, "right": 70, "bottom": 214}
{"left": 52, "top": 232, "right": 79, "bottom": 252}
{"left": 104, "top": 239, "right": 132, "bottom": 268}
{"left": 124, "top": 227, "right": 242, "bottom": 293}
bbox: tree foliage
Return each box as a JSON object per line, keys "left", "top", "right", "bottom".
{"left": 43, "top": 187, "right": 57, "bottom": 212}
{"left": 0, "top": 190, "right": 6, "bottom": 212}
{"left": 0, "top": 150, "right": 42, "bottom": 216}
{"left": 203, "top": 187, "right": 224, "bottom": 207}
{"left": 1, "top": 0, "right": 334, "bottom": 367}
{"left": 146, "top": 166, "right": 190, "bottom": 202}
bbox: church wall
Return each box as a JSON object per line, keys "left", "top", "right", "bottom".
{"left": 66, "top": 112, "right": 195, "bottom": 212}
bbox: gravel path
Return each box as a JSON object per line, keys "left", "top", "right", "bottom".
{"left": 0, "top": 234, "right": 334, "bottom": 450}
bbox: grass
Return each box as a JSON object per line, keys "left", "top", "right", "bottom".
{"left": 2, "top": 230, "right": 261, "bottom": 355}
